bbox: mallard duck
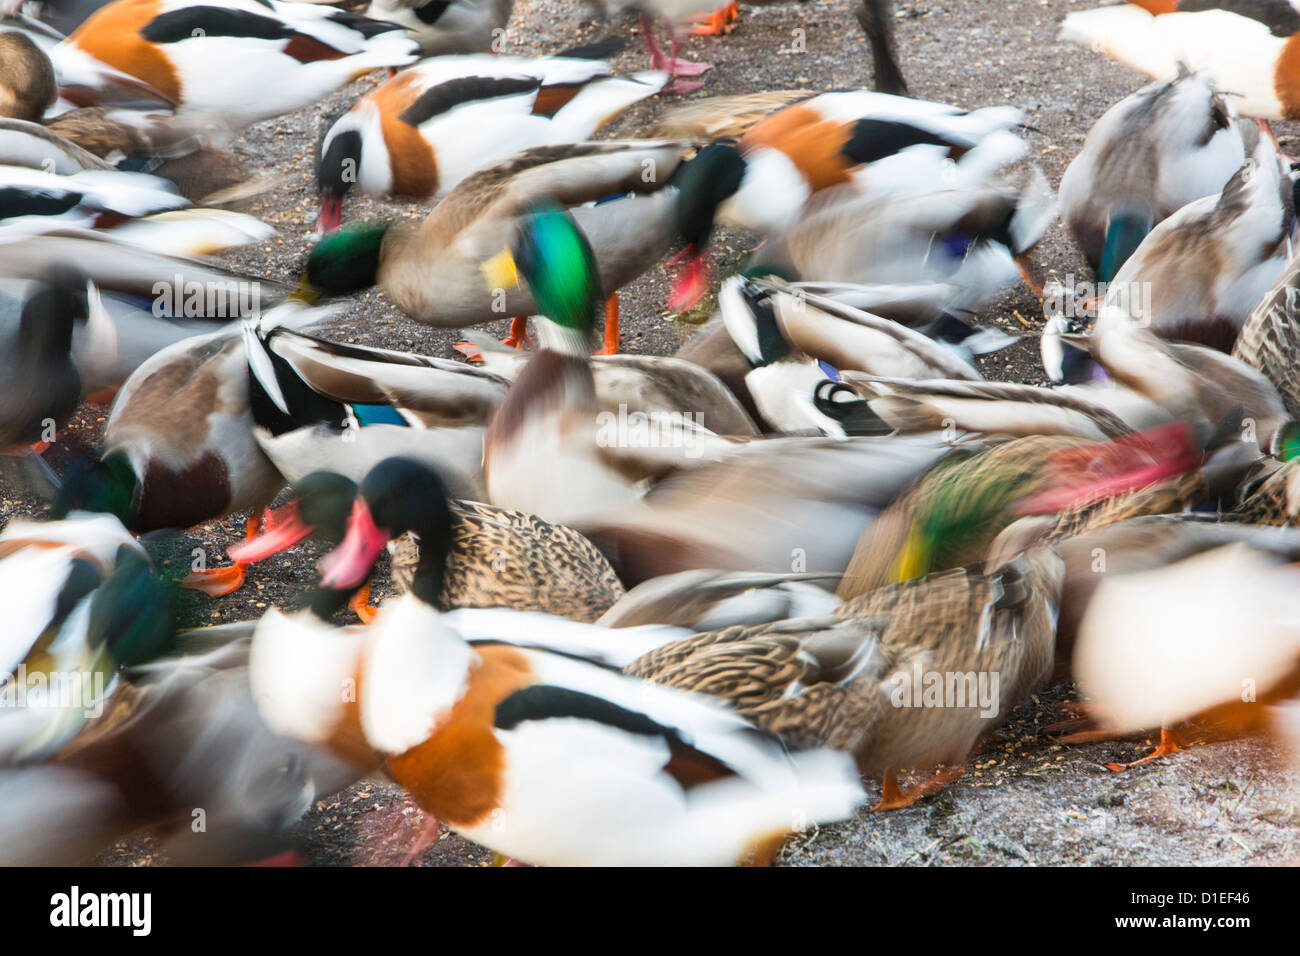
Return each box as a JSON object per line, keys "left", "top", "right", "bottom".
{"left": 0, "top": 619, "right": 361, "bottom": 864}
{"left": 0, "top": 511, "right": 180, "bottom": 763}
{"left": 316, "top": 47, "right": 667, "bottom": 230}
{"left": 833, "top": 425, "right": 1230, "bottom": 601}
{"left": 842, "top": 374, "right": 1138, "bottom": 440}
{"left": 626, "top": 536, "right": 1063, "bottom": 810}
{"left": 714, "top": 276, "right": 990, "bottom": 434}
{"left": 364, "top": 0, "right": 512, "bottom": 56}
{"left": 1234, "top": 252, "right": 1300, "bottom": 417}
{"left": 477, "top": 204, "right": 766, "bottom": 527}
{"left": 1061, "top": 2, "right": 1300, "bottom": 121}
{"left": 857, "top": 300, "right": 1297, "bottom": 448}
{"left": 250, "top": 590, "right": 864, "bottom": 865}
{"left": 595, "top": 568, "right": 841, "bottom": 629}
{"left": 243, "top": 319, "right": 503, "bottom": 499}
{"left": 0, "top": 233, "right": 276, "bottom": 398}
{"left": 571, "top": 432, "right": 951, "bottom": 587}
{"left": 54, "top": 0, "right": 418, "bottom": 130}
{"left": 1235, "top": 456, "right": 1300, "bottom": 523}
{"left": 667, "top": 91, "right": 1029, "bottom": 307}
{"left": 1059, "top": 70, "right": 1253, "bottom": 282}
{"left": 50, "top": 300, "right": 336, "bottom": 596}
{"left": 465, "top": 331, "right": 759, "bottom": 436}
{"left": 741, "top": 167, "right": 1056, "bottom": 314}
{"left": 241, "top": 318, "right": 757, "bottom": 502}
{"left": 1099, "top": 137, "right": 1294, "bottom": 350}
{"left": 234, "top": 456, "right": 625, "bottom": 623}
{"left": 302, "top": 140, "right": 690, "bottom": 353}
{"left": 1080, "top": 306, "right": 1297, "bottom": 450}
{"left": 459, "top": 169, "right": 953, "bottom": 582}
{"left": 0, "top": 266, "right": 86, "bottom": 455}
{"left": 0, "top": 30, "right": 56, "bottom": 121}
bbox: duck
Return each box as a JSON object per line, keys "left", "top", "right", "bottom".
{"left": 1071, "top": 538, "right": 1300, "bottom": 769}
{"left": 0, "top": 161, "right": 187, "bottom": 237}
{"left": 625, "top": 530, "right": 1064, "bottom": 810}
{"left": 677, "top": 275, "right": 1018, "bottom": 430}
{"left": 0, "top": 116, "right": 111, "bottom": 172}
{"left": 302, "top": 139, "right": 691, "bottom": 353}
{"left": 479, "top": 203, "right": 752, "bottom": 524}
{"left": 363, "top": 0, "right": 512, "bottom": 56}
{"left": 666, "top": 90, "right": 1028, "bottom": 307}
{"left": 0, "top": 511, "right": 182, "bottom": 764}
{"left": 471, "top": 205, "right": 957, "bottom": 578}
{"left": 0, "top": 625, "right": 360, "bottom": 864}
{"left": 840, "top": 374, "right": 1139, "bottom": 441}
{"left": 1058, "top": 70, "right": 1254, "bottom": 282}
{"left": 1098, "top": 137, "right": 1295, "bottom": 350}
{"left": 239, "top": 318, "right": 757, "bottom": 500}
{"left": 53, "top": 0, "right": 419, "bottom": 130}
{"left": 713, "top": 276, "right": 992, "bottom": 435}
{"left": 1053, "top": 304, "right": 1299, "bottom": 451}
{"left": 3, "top": 10, "right": 178, "bottom": 112}
{"left": 853, "top": 298, "right": 1298, "bottom": 449}
{"left": 316, "top": 46, "right": 667, "bottom": 230}
{"left": 0, "top": 30, "right": 57, "bottom": 122}
{"left": 0, "top": 265, "right": 86, "bottom": 456}
{"left": 602, "top": 0, "right": 721, "bottom": 92}
{"left": 242, "top": 318, "right": 504, "bottom": 500}
{"left": 49, "top": 300, "right": 336, "bottom": 597}
{"left": 0, "top": 232, "right": 276, "bottom": 398}
{"left": 464, "top": 332, "right": 759, "bottom": 436}
{"left": 595, "top": 568, "right": 842, "bottom": 630}
{"left": 0, "top": 98, "right": 269, "bottom": 206}
{"left": 232, "top": 456, "right": 625, "bottom": 624}
{"left": 740, "top": 164, "right": 1056, "bottom": 314}
{"left": 833, "top": 424, "right": 1230, "bottom": 601}
{"left": 1234, "top": 456, "right": 1300, "bottom": 523}
{"left": 1101, "top": 0, "right": 1300, "bottom": 35}
{"left": 1233, "top": 252, "right": 1300, "bottom": 417}
{"left": 1061, "top": 1, "right": 1300, "bottom": 124}
{"left": 249, "top": 588, "right": 865, "bottom": 865}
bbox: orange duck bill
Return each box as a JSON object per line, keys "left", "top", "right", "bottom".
{"left": 318, "top": 499, "right": 391, "bottom": 591}
{"left": 666, "top": 245, "right": 712, "bottom": 312}
{"left": 227, "top": 500, "right": 318, "bottom": 564}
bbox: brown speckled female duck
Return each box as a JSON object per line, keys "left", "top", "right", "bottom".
{"left": 626, "top": 537, "right": 1063, "bottom": 810}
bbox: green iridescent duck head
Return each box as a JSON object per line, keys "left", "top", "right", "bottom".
{"left": 481, "top": 204, "right": 602, "bottom": 354}
{"left": 301, "top": 220, "right": 390, "bottom": 299}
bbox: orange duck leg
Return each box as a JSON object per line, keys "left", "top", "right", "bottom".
{"left": 183, "top": 514, "right": 262, "bottom": 597}
{"left": 872, "top": 765, "right": 965, "bottom": 811}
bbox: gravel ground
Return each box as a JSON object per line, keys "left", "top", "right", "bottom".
{"left": 6, "top": 0, "right": 1300, "bottom": 866}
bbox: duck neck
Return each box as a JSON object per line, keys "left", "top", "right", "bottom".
{"left": 535, "top": 316, "right": 591, "bottom": 358}
{"left": 407, "top": 540, "right": 449, "bottom": 610}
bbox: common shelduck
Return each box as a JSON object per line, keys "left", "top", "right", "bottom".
{"left": 316, "top": 49, "right": 667, "bottom": 231}
{"left": 249, "top": 592, "right": 865, "bottom": 865}
{"left": 53, "top": 0, "right": 419, "bottom": 130}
